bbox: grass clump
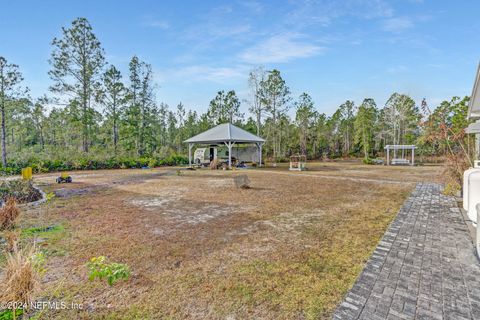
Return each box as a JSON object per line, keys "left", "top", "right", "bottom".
{"left": 3, "top": 230, "right": 20, "bottom": 253}
{"left": 0, "top": 198, "right": 20, "bottom": 231}
{"left": 0, "top": 247, "right": 45, "bottom": 310}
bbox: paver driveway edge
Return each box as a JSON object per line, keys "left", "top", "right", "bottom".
{"left": 332, "top": 183, "right": 480, "bottom": 320}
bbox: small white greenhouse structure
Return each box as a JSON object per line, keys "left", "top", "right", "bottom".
{"left": 184, "top": 123, "right": 265, "bottom": 168}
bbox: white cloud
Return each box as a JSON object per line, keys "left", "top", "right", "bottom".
{"left": 239, "top": 0, "right": 264, "bottom": 14}
{"left": 387, "top": 65, "right": 407, "bottom": 74}
{"left": 286, "top": 0, "right": 394, "bottom": 27}
{"left": 149, "top": 20, "right": 170, "bottom": 29}
{"left": 156, "top": 65, "right": 248, "bottom": 84}
{"left": 141, "top": 16, "right": 170, "bottom": 30}
{"left": 382, "top": 17, "right": 414, "bottom": 33}
{"left": 210, "top": 24, "right": 252, "bottom": 38}
{"left": 240, "top": 33, "right": 324, "bottom": 64}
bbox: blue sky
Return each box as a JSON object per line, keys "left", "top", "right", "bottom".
{"left": 1, "top": 0, "right": 479, "bottom": 116}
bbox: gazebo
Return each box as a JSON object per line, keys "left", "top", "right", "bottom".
{"left": 184, "top": 123, "right": 265, "bottom": 168}
{"left": 384, "top": 145, "right": 416, "bottom": 166}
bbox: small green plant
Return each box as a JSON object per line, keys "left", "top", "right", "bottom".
{"left": 21, "top": 224, "right": 63, "bottom": 237}
{"left": 87, "top": 256, "right": 131, "bottom": 286}
{"left": 45, "top": 192, "right": 55, "bottom": 202}
{"left": 176, "top": 169, "right": 183, "bottom": 176}
{"left": 30, "top": 251, "right": 47, "bottom": 275}
{"left": 0, "top": 308, "right": 24, "bottom": 320}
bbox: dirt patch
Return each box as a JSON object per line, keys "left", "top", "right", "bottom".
{"left": 54, "top": 186, "right": 102, "bottom": 198}
{"left": 130, "top": 196, "right": 248, "bottom": 228}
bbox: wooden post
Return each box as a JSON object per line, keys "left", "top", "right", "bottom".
{"left": 411, "top": 147, "right": 415, "bottom": 166}
{"left": 386, "top": 147, "right": 390, "bottom": 165}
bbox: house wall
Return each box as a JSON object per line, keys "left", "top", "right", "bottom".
{"left": 476, "top": 134, "right": 480, "bottom": 160}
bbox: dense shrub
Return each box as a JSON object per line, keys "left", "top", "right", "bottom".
{"left": 0, "top": 154, "right": 189, "bottom": 175}
{"left": 0, "top": 181, "right": 42, "bottom": 204}
{"left": 362, "top": 158, "right": 374, "bottom": 165}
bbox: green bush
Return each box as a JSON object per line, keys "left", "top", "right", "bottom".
{"left": 362, "top": 158, "right": 374, "bottom": 165}
{"left": 0, "top": 154, "right": 189, "bottom": 175}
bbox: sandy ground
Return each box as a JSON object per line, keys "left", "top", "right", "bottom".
{"left": 2, "top": 161, "right": 442, "bottom": 319}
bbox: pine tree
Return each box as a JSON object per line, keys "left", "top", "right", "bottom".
{"left": 294, "top": 93, "right": 316, "bottom": 157}
{"left": 259, "top": 69, "right": 290, "bottom": 162}
{"left": 99, "top": 65, "right": 126, "bottom": 154}
{"left": 207, "top": 90, "right": 242, "bottom": 125}
{"left": 247, "top": 67, "right": 266, "bottom": 135}
{"left": 49, "top": 18, "right": 105, "bottom": 153}
{"left": 354, "top": 98, "right": 377, "bottom": 160}
{"left": 0, "top": 57, "right": 26, "bottom": 167}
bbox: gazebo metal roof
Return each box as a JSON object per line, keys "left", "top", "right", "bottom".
{"left": 184, "top": 123, "right": 265, "bottom": 144}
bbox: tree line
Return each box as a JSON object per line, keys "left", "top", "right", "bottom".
{"left": 0, "top": 17, "right": 472, "bottom": 171}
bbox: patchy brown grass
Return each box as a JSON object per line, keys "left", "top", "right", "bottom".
{"left": 2, "top": 161, "right": 442, "bottom": 319}
{"left": 0, "top": 198, "right": 21, "bottom": 231}
{"left": 3, "top": 230, "right": 20, "bottom": 253}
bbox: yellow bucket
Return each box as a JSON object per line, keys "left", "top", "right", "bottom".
{"left": 21, "top": 167, "right": 33, "bottom": 180}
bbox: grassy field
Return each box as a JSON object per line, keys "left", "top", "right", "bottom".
{"left": 1, "top": 161, "right": 441, "bottom": 319}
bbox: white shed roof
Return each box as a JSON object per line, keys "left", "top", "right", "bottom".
{"left": 469, "top": 63, "right": 480, "bottom": 120}
{"left": 184, "top": 123, "right": 265, "bottom": 144}
{"left": 384, "top": 145, "right": 417, "bottom": 150}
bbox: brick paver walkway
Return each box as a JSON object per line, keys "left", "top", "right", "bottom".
{"left": 333, "top": 183, "right": 480, "bottom": 320}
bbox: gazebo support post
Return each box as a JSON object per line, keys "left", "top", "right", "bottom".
{"left": 224, "top": 141, "right": 235, "bottom": 169}
{"left": 386, "top": 147, "right": 390, "bottom": 166}
{"left": 411, "top": 147, "right": 415, "bottom": 166}
{"left": 259, "top": 143, "right": 263, "bottom": 167}
{"left": 256, "top": 142, "right": 263, "bottom": 167}
{"left": 188, "top": 143, "right": 193, "bottom": 166}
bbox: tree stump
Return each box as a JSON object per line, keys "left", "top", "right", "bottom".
{"left": 233, "top": 175, "right": 251, "bottom": 189}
